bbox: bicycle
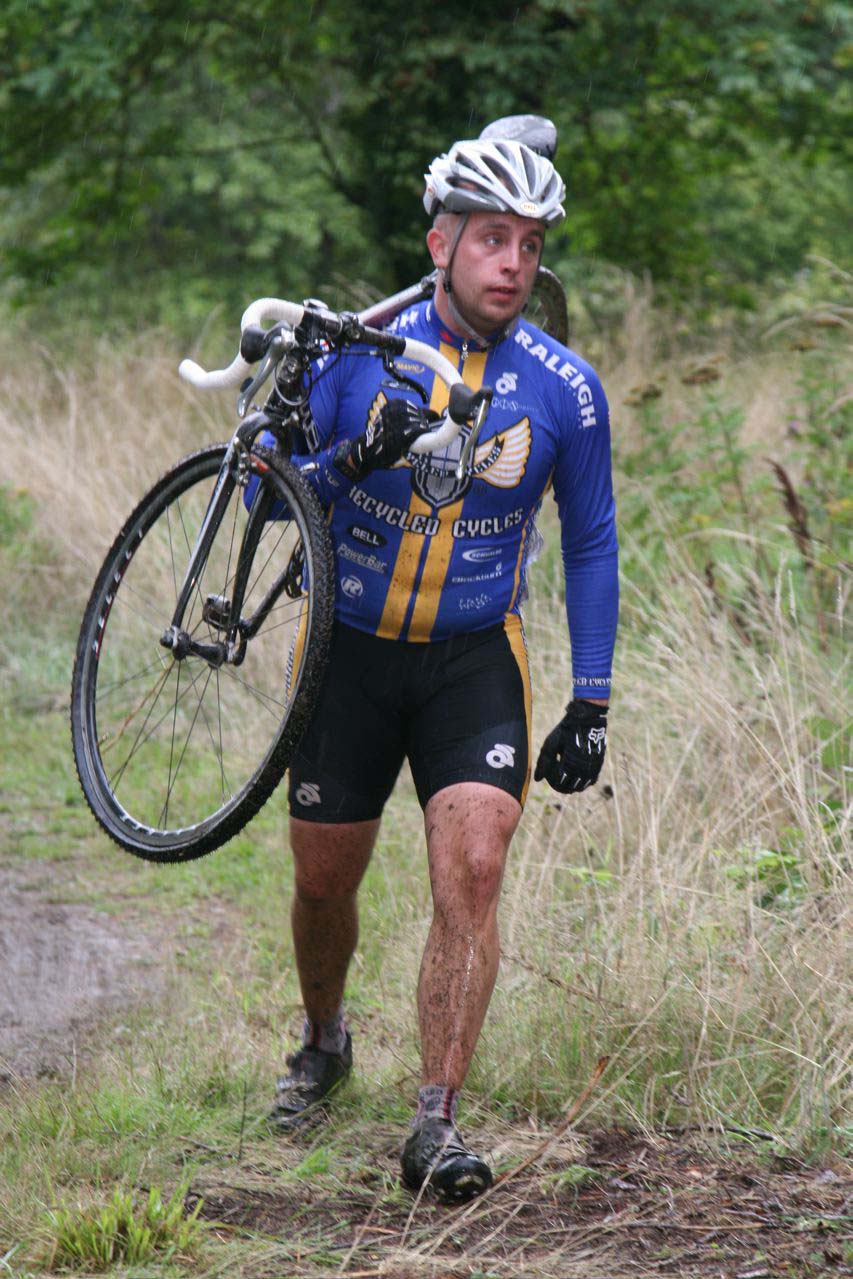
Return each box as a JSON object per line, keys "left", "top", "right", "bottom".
{"left": 70, "top": 271, "right": 569, "bottom": 864}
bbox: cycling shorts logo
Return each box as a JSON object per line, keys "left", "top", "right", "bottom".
{"left": 341, "top": 575, "right": 364, "bottom": 598}
{"left": 486, "top": 743, "right": 516, "bottom": 769}
{"left": 295, "top": 782, "right": 321, "bottom": 806}
{"left": 495, "top": 371, "right": 518, "bottom": 395}
{"left": 348, "top": 524, "right": 386, "bottom": 548}
{"left": 462, "top": 547, "right": 502, "bottom": 563}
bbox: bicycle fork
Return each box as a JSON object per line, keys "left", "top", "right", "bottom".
{"left": 160, "top": 415, "right": 291, "bottom": 669}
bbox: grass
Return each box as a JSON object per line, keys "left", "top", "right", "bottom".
{"left": 0, "top": 273, "right": 849, "bottom": 1275}
{"left": 43, "top": 1185, "right": 203, "bottom": 1271}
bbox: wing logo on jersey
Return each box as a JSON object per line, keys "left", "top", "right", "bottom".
{"left": 407, "top": 417, "right": 531, "bottom": 509}
{"left": 471, "top": 417, "right": 531, "bottom": 489}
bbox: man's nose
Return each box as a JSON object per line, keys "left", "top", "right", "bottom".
{"left": 500, "top": 242, "right": 522, "bottom": 273}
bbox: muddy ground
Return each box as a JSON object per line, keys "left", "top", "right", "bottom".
{"left": 0, "top": 860, "right": 168, "bottom": 1081}
{"left": 2, "top": 859, "right": 850, "bottom": 1277}
{"left": 191, "top": 1127, "right": 852, "bottom": 1278}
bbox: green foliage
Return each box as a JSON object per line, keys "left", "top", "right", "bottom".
{"left": 0, "top": 483, "right": 35, "bottom": 544}
{"left": 0, "top": 0, "right": 849, "bottom": 320}
{"left": 541, "top": 1163, "right": 602, "bottom": 1193}
{"left": 721, "top": 835, "right": 808, "bottom": 909}
{"left": 43, "top": 1184, "right": 203, "bottom": 1270}
{"left": 614, "top": 337, "right": 850, "bottom": 645}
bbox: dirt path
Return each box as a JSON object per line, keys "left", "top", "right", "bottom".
{"left": 191, "top": 1127, "right": 852, "bottom": 1278}
{"left": 0, "top": 861, "right": 168, "bottom": 1081}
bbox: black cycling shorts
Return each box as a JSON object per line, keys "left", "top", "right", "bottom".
{"left": 287, "top": 617, "right": 532, "bottom": 823}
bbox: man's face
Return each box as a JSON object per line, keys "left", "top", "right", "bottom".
{"left": 428, "top": 211, "right": 545, "bottom": 338}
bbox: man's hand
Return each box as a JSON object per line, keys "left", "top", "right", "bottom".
{"left": 534, "top": 699, "right": 608, "bottom": 793}
{"left": 334, "top": 399, "right": 437, "bottom": 481}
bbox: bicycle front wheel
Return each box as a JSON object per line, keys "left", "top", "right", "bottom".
{"left": 71, "top": 444, "right": 333, "bottom": 862}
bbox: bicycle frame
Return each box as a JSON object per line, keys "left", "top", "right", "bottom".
{"left": 166, "top": 291, "right": 493, "bottom": 672}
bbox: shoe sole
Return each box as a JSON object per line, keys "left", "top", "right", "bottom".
{"left": 402, "top": 1164, "right": 492, "bottom": 1203}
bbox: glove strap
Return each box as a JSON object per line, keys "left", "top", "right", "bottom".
{"left": 566, "top": 698, "right": 608, "bottom": 723}
{"left": 333, "top": 439, "right": 365, "bottom": 481}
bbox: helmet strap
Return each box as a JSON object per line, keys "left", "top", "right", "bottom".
{"left": 442, "top": 213, "right": 468, "bottom": 294}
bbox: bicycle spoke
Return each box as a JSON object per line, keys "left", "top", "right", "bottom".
{"left": 108, "top": 657, "right": 210, "bottom": 785}
{"left": 214, "top": 668, "right": 229, "bottom": 802}
{"left": 107, "top": 660, "right": 176, "bottom": 787}
{"left": 216, "top": 663, "right": 290, "bottom": 718}
{"left": 96, "top": 653, "right": 170, "bottom": 703}
{"left": 177, "top": 654, "right": 234, "bottom": 801}
{"left": 250, "top": 602, "right": 310, "bottom": 638}
{"left": 161, "top": 664, "right": 214, "bottom": 828}
{"left": 246, "top": 520, "right": 294, "bottom": 598}
{"left": 108, "top": 575, "right": 177, "bottom": 630}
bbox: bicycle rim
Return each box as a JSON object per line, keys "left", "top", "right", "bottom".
{"left": 71, "top": 445, "right": 333, "bottom": 861}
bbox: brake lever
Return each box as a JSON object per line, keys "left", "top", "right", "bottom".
{"left": 455, "top": 392, "right": 492, "bottom": 479}
{"left": 236, "top": 330, "right": 290, "bottom": 417}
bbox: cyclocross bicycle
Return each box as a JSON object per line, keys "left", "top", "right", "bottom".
{"left": 70, "top": 271, "right": 568, "bottom": 863}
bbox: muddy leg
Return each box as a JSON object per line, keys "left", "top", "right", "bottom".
{"left": 418, "top": 783, "right": 521, "bottom": 1088}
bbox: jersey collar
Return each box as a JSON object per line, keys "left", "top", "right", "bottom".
{"left": 422, "top": 300, "right": 518, "bottom": 352}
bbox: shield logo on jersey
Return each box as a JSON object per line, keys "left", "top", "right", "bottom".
{"left": 410, "top": 422, "right": 475, "bottom": 508}
{"left": 364, "top": 394, "right": 532, "bottom": 508}
{"left": 408, "top": 416, "right": 532, "bottom": 507}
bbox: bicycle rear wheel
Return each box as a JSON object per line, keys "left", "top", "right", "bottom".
{"left": 71, "top": 444, "right": 333, "bottom": 862}
{"left": 527, "top": 267, "right": 569, "bottom": 346}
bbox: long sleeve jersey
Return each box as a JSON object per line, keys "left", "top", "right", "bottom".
{"left": 291, "top": 298, "right": 618, "bottom": 699}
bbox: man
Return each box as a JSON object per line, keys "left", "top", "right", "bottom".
{"left": 270, "top": 131, "right": 619, "bottom": 1204}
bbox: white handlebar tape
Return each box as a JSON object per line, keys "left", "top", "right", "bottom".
{"left": 178, "top": 301, "right": 467, "bottom": 457}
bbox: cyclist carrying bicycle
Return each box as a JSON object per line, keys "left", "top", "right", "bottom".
{"left": 270, "top": 122, "right": 619, "bottom": 1202}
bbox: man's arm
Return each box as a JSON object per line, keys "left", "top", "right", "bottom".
{"left": 535, "top": 364, "right": 618, "bottom": 793}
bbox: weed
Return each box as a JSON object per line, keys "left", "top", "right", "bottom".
{"left": 722, "top": 837, "right": 809, "bottom": 909}
{"left": 43, "top": 1184, "right": 203, "bottom": 1270}
{"left": 540, "top": 1163, "right": 601, "bottom": 1192}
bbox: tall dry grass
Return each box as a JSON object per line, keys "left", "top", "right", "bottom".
{"left": 0, "top": 291, "right": 849, "bottom": 1155}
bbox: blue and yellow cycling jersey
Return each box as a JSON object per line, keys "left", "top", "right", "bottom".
{"left": 294, "top": 299, "right": 618, "bottom": 700}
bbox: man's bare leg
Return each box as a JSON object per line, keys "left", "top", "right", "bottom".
{"left": 289, "top": 816, "right": 379, "bottom": 1023}
{"left": 418, "top": 782, "right": 521, "bottom": 1089}
{"left": 270, "top": 817, "right": 378, "bottom": 1128}
{"left": 401, "top": 782, "right": 521, "bottom": 1199}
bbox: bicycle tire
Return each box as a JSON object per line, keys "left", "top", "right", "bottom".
{"left": 71, "top": 444, "right": 333, "bottom": 862}
{"left": 527, "top": 267, "right": 569, "bottom": 346}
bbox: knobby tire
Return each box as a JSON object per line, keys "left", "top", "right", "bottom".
{"left": 71, "top": 444, "right": 333, "bottom": 862}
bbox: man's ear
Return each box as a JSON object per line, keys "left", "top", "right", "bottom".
{"left": 426, "top": 224, "right": 449, "bottom": 270}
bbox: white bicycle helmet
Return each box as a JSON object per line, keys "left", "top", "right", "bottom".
{"left": 424, "top": 137, "right": 565, "bottom": 227}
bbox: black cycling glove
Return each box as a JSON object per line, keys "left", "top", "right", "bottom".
{"left": 534, "top": 699, "right": 608, "bottom": 794}
{"left": 333, "top": 399, "right": 437, "bottom": 481}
